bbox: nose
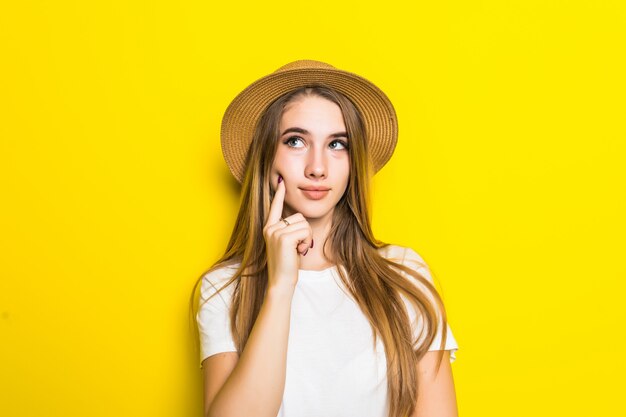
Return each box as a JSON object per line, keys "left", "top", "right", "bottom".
{"left": 305, "top": 145, "right": 327, "bottom": 179}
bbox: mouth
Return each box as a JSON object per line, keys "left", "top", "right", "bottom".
{"left": 299, "top": 187, "right": 330, "bottom": 200}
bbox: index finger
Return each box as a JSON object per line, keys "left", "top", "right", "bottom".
{"left": 266, "top": 175, "right": 285, "bottom": 226}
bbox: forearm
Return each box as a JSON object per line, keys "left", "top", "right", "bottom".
{"left": 207, "top": 285, "right": 294, "bottom": 417}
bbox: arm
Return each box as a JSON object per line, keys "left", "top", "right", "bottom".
{"left": 202, "top": 176, "right": 312, "bottom": 417}
{"left": 201, "top": 352, "right": 238, "bottom": 417}
{"left": 411, "top": 350, "right": 459, "bottom": 417}
{"left": 204, "top": 285, "right": 295, "bottom": 417}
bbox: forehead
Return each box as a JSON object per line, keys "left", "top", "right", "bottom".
{"left": 280, "top": 95, "right": 345, "bottom": 127}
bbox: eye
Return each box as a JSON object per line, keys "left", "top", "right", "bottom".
{"left": 283, "top": 136, "right": 304, "bottom": 148}
{"left": 330, "top": 140, "right": 349, "bottom": 151}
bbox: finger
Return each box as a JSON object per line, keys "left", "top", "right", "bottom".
{"left": 265, "top": 214, "right": 306, "bottom": 238}
{"left": 278, "top": 216, "right": 312, "bottom": 254}
{"left": 297, "top": 241, "right": 311, "bottom": 255}
{"left": 267, "top": 175, "right": 285, "bottom": 226}
{"left": 280, "top": 212, "right": 305, "bottom": 225}
{"left": 278, "top": 221, "right": 312, "bottom": 255}
{"left": 294, "top": 225, "right": 313, "bottom": 254}
{"left": 270, "top": 217, "right": 307, "bottom": 235}
{"left": 281, "top": 228, "right": 313, "bottom": 255}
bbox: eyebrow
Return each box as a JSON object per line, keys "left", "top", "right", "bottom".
{"left": 280, "top": 127, "right": 348, "bottom": 139}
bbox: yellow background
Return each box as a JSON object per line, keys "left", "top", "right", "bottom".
{"left": 1, "top": 1, "right": 624, "bottom": 416}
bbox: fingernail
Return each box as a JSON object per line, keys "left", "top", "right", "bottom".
{"left": 311, "top": 239, "right": 314, "bottom": 248}
{"left": 278, "top": 175, "right": 283, "bottom": 183}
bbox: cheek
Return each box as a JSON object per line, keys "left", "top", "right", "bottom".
{"left": 271, "top": 150, "right": 290, "bottom": 173}
{"left": 272, "top": 154, "right": 300, "bottom": 180}
{"left": 269, "top": 156, "right": 285, "bottom": 185}
{"left": 340, "top": 162, "right": 350, "bottom": 188}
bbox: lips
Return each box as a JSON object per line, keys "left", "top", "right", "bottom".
{"left": 300, "top": 186, "right": 331, "bottom": 191}
{"left": 299, "top": 187, "right": 330, "bottom": 200}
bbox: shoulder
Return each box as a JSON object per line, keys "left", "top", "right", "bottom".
{"left": 377, "top": 244, "right": 433, "bottom": 283}
{"left": 199, "top": 261, "right": 241, "bottom": 301}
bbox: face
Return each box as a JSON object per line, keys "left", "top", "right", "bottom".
{"left": 270, "top": 95, "right": 350, "bottom": 220}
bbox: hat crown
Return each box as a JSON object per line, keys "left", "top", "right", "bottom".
{"left": 274, "top": 59, "right": 336, "bottom": 73}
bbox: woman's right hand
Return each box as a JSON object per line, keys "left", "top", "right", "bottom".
{"left": 263, "top": 174, "right": 313, "bottom": 291}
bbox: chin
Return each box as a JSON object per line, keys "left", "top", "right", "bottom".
{"left": 301, "top": 210, "right": 330, "bottom": 220}
{"left": 285, "top": 202, "right": 333, "bottom": 220}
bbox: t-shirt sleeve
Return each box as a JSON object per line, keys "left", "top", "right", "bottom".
{"left": 196, "top": 265, "right": 238, "bottom": 366}
{"left": 400, "top": 247, "right": 459, "bottom": 363}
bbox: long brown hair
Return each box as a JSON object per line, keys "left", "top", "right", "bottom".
{"left": 190, "top": 85, "right": 450, "bottom": 417}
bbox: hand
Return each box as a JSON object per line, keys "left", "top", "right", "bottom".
{"left": 263, "top": 174, "right": 314, "bottom": 290}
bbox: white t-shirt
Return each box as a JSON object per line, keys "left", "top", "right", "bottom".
{"left": 197, "top": 244, "right": 459, "bottom": 417}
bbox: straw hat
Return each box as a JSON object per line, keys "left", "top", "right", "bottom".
{"left": 220, "top": 59, "right": 398, "bottom": 184}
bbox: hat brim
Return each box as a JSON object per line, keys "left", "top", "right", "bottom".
{"left": 220, "top": 66, "right": 398, "bottom": 184}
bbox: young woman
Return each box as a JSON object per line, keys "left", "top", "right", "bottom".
{"left": 191, "top": 60, "right": 459, "bottom": 417}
